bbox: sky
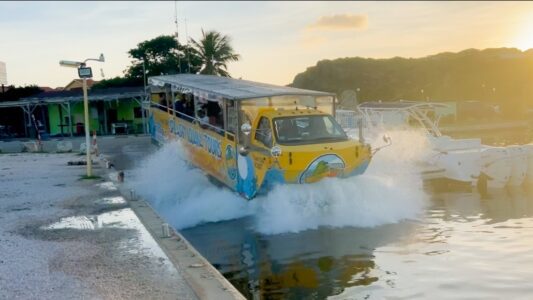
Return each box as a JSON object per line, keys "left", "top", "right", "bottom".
{"left": 1, "top": 1, "right": 532, "bottom": 88}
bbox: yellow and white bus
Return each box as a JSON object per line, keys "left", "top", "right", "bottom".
{"left": 148, "top": 74, "right": 373, "bottom": 199}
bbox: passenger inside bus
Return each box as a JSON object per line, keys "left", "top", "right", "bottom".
{"left": 183, "top": 94, "right": 195, "bottom": 122}
{"left": 158, "top": 93, "right": 168, "bottom": 111}
{"left": 205, "top": 101, "right": 221, "bottom": 126}
{"left": 197, "top": 109, "right": 209, "bottom": 129}
{"left": 174, "top": 95, "right": 185, "bottom": 117}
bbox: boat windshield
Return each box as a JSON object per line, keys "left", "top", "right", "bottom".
{"left": 273, "top": 115, "right": 348, "bottom": 145}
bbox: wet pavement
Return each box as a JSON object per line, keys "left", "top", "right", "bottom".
{"left": 0, "top": 152, "right": 196, "bottom": 299}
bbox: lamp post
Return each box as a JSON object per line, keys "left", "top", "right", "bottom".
{"left": 60, "top": 54, "right": 105, "bottom": 177}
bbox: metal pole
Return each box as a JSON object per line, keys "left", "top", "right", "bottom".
{"left": 22, "top": 107, "right": 28, "bottom": 137}
{"left": 103, "top": 101, "right": 108, "bottom": 135}
{"left": 139, "top": 97, "right": 146, "bottom": 134}
{"left": 142, "top": 59, "right": 147, "bottom": 91}
{"left": 67, "top": 102, "right": 73, "bottom": 137}
{"left": 82, "top": 78, "right": 92, "bottom": 177}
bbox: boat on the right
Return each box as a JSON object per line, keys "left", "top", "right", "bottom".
{"left": 337, "top": 100, "right": 532, "bottom": 189}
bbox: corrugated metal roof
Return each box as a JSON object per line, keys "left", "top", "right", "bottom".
{"left": 26, "top": 87, "right": 145, "bottom": 99}
{"left": 0, "top": 87, "right": 146, "bottom": 108}
{"left": 148, "top": 74, "right": 335, "bottom": 100}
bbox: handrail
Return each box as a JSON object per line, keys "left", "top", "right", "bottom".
{"left": 150, "top": 101, "right": 228, "bottom": 136}
{"left": 356, "top": 103, "right": 445, "bottom": 137}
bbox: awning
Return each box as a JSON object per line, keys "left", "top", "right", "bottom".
{"left": 148, "top": 74, "right": 335, "bottom": 101}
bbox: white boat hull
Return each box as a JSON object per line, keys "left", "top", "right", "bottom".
{"left": 480, "top": 147, "right": 511, "bottom": 189}
{"left": 430, "top": 149, "right": 481, "bottom": 185}
{"left": 429, "top": 136, "right": 481, "bottom": 185}
{"left": 525, "top": 144, "right": 533, "bottom": 184}
{"left": 508, "top": 145, "right": 528, "bottom": 186}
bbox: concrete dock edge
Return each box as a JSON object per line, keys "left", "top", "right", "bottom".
{"left": 100, "top": 156, "right": 246, "bottom": 300}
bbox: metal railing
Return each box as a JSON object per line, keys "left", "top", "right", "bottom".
{"left": 150, "top": 102, "right": 229, "bottom": 137}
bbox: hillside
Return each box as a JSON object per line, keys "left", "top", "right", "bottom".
{"left": 291, "top": 48, "right": 533, "bottom": 117}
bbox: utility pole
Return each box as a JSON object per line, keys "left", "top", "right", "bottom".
{"left": 59, "top": 54, "right": 104, "bottom": 177}
{"left": 82, "top": 76, "right": 92, "bottom": 176}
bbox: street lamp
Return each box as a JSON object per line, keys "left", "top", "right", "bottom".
{"left": 59, "top": 54, "right": 105, "bottom": 177}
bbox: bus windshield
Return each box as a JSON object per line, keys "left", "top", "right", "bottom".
{"left": 273, "top": 115, "right": 348, "bottom": 145}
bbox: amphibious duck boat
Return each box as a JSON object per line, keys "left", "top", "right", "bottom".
{"left": 147, "top": 75, "right": 373, "bottom": 199}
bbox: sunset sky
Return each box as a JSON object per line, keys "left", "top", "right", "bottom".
{"left": 1, "top": 1, "right": 532, "bottom": 88}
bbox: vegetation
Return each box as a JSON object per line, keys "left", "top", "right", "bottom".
{"left": 125, "top": 35, "right": 202, "bottom": 79}
{"left": 291, "top": 48, "right": 533, "bottom": 118}
{"left": 94, "top": 31, "right": 240, "bottom": 89}
{"left": 190, "top": 30, "right": 241, "bottom": 77}
{"left": 0, "top": 85, "right": 43, "bottom": 102}
{"left": 94, "top": 35, "right": 200, "bottom": 89}
{"left": 91, "top": 76, "right": 142, "bottom": 89}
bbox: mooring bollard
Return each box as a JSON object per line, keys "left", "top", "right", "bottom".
{"left": 117, "top": 171, "right": 124, "bottom": 183}
{"left": 130, "top": 189, "right": 136, "bottom": 201}
{"left": 162, "top": 223, "right": 171, "bottom": 238}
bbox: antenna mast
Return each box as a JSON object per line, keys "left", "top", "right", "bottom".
{"left": 174, "top": 0, "right": 181, "bottom": 73}
{"left": 185, "top": 17, "right": 191, "bottom": 73}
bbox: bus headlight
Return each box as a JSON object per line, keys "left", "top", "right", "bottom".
{"left": 271, "top": 145, "right": 282, "bottom": 158}
{"left": 241, "top": 123, "right": 252, "bottom": 136}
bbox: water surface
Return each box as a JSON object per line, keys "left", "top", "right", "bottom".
{"left": 182, "top": 186, "right": 533, "bottom": 299}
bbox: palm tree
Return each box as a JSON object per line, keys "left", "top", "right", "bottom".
{"left": 190, "top": 29, "right": 240, "bottom": 77}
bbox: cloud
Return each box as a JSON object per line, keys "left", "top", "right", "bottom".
{"left": 308, "top": 14, "right": 368, "bottom": 31}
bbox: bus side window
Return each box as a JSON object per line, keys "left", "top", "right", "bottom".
{"left": 225, "top": 100, "right": 239, "bottom": 135}
{"left": 255, "top": 117, "right": 273, "bottom": 148}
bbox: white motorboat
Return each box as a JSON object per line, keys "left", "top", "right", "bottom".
{"left": 526, "top": 144, "right": 533, "bottom": 184}
{"left": 339, "top": 101, "right": 524, "bottom": 188}
{"left": 480, "top": 147, "right": 511, "bottom": 189}
{"left": 507, "top": 145, "right": 529, "bottom": 186}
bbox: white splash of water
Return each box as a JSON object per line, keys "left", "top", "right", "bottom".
{"left": 130, "top": 141, "right": 253, "bottom": 229}
{"left": 253, "top": 129, "right": 431, "bottom": 234}
{"left": 130, "top": 130, "right": 430, "bottom": 235}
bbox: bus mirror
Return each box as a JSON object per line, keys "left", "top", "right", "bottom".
{"left": 238, "top": 146, "right": 249, "bottom": 156}
{"left": 241, "top": 123, "right": 252, "bottom": 136}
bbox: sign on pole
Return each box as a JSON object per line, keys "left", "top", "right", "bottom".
{"left": 78, "top": 67, "right": 93, "bottom": 79}
{"left": 0, "top": 61, "right": 7, "bottom": 85}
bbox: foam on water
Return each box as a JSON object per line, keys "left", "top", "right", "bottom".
{"left": 131, "top": 142, "right": 253, "bottom": 229}
{"left": 130, "top": 130, "right": 430, "bottom": 235}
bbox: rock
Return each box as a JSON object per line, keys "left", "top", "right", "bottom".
{"left": 79, "top": 143, "right": 87, "bottom": 154}
{"left": 79, "top": 143, "right": 96, "bottom": 154}
{"left": 56, "top": 141, "right": 73, "bottom": 153}
{"left": 22, "top": 142, "right": 42, "bottom": 152}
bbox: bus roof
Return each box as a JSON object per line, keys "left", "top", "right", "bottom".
{"left": 358, "top": 100, "right": 450, "bottom": 110}
{"left": 148, "top": 74, "right": 335, "bottom": 101}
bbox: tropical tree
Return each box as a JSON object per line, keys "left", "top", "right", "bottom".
{"left": 0, "top": 85, "right": 43, "bottom": 102}
{"left": 189, "top": 30, "right": 240, "bottom": 77}
{"left": 125, "top": 35, "right": 202, "bottom": 80}
{"left": 94, "top": 35, "right": 203, "bottom": 89}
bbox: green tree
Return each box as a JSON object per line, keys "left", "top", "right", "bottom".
{"left": 125, "top": 35, "right": 202, "bottom": 80}
{"left": 91, "top": 76, "right": 142, "bottom": 90}
{"left": 291, "top": 48, "right": 533, "bottom": 119}
{"left": 94, "top": 35, "right": 203, "bottom": 89}
{"left": 0, "top": 85, "right": 43, "bottom": 102}
{"left": 190, "top": 30, "right": 240, "bottom": 77}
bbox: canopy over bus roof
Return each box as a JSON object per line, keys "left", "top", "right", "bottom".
{"left": 148, "top": 74, "right": 335, "bottom": 101}
{"left": 358, "top": 100, "right": 450, "bottom": 110}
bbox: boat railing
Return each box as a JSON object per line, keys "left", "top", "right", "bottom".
{"left": 355, "top": 104, "right": 445, "bottom": 137}
{"left": 150, "top": 101, "right": 229, "bottom": 138}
